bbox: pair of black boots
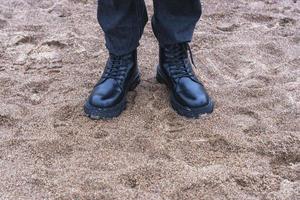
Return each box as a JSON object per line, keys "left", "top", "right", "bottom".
{"left": 84, "top": 43, "right": 214, "bottom": 119}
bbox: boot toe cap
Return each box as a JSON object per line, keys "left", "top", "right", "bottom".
{"left": 175, "top": 78, "right": 210, "bottom": 108}
{"left": 88, "top": 79, "right": 122, "bottom": 108}
{"left": 90, "top": 94, "right": 117, "bottom": 108}
{"left": 176, "top": 92, "right": 209, "bottom": 108}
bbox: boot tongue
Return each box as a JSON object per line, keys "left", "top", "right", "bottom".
{"left": 164, "top": 44, "right": 188, "bottom": 63}
{"left": 165, "top": 43, "right": 196, "bottom": 68}
{"left": 102, "top": 52, "right": 133, "bottom": 84}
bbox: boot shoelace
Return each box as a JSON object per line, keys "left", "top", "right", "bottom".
{"left": 164, "top": 43, "right": 196, "bottom": 79}
{"left": 102, "top": 53, "right": 132, "bottom": 83}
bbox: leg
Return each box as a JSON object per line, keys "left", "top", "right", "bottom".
{"left": 97, "top": 0, "right": 148, "bottom": 55}
{"left": 153, "top": 0, "right": 214, "bottom": 118}
{"left": 84, "top": 0, "right": 148, "bottom": 119}
{"left": 152, "top": 0, "right": 202, "bottom": 46}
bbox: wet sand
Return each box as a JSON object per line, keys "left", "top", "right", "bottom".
{"left": 0, "top": 0, "right": 299, "bottom": 199}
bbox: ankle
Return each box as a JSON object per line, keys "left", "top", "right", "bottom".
{"left": 109, "top": 49, "right": 137, "bottom": 58}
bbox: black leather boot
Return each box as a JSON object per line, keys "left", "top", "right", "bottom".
{"left": 84, "top": 50, "right": 140, "bottom": 119}
{"left": 156, "top": 43, "right": 214, "bottom": 118}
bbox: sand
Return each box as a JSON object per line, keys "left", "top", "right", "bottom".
{"left": 0, "top": 0, "right": 299, "bottom": 199}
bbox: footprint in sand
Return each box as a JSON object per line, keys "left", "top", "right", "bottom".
{"left": 242, "top": 13, "right": 274, "bottom": 23}
{"left": 0, "top": 103, "right": 28, "bottom": 130}
{"left": 0, "top": 77, "right": 15, "bottom": 89}
{"left": 28, "top": 139, "right": 74, "bottom": 167}
{"left": 92, "top": 129, "right": 110, "bottom": 139}
{"left": 119, "top": 166, "right": 165, "bottom": 189}
{"left": 0, "top": 114, "right": 16, "bottom": 128}
{"left": 161, "top": 112, "right": 188, "bottom": 139}
{"left": 257, "top": 42, "right": 285, "bottom": 58}
{"left": 270, "top": 151, "right": 300, "bottom": 182}
{"left": 42, "top": 40, "right": 67, "bottom": 49}
{"left": 233, "top": 173, "right": 280, "bottom": 193}
{"left": 52, "top": 103, "right": 82, "bottom": 128}
{"left": 26, "top": 0, "right": 55, "bottom": 9}
{"left": 9, "top": 35, "right": 38, "bottom": 65}
{"left": 20, "top": 79, "right": 54, "bottom": 105}
{"left": 53, "top": 104, "right": 78, "bottom": 122}
{"left": 28, "top": 39, "right": 67, "bottom": 69}
{"left": 208, "top": 136, "right": 242, "bottom": 153}
{"left": 279, "top": 17, "right": 296, "bottom": 27}
{"left": 127, "top": 136, "right": 154, "bottom": 154}
{"left": 22, "top": 79, "right": 52, "bottom": 94}
{"left": 12, "top": 35, "right": 37, "bottom": 46}
{"left": 83, "top": 126, "right": 111, "bottom": 140}
{"left": 21, "top": 25, "right": 44, "bottom": 32}
{"left": 80, "top": 179, "right": 112, "bottom": 193}
{"left": 270, "top": 151, "right": 300, "bottom": 167}
{"left": 231, "top": 107, "right": 266, "bottom": 136}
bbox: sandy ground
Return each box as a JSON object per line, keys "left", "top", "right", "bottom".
{"left": 0, "top": 0, "right": 299, "bottom": 199}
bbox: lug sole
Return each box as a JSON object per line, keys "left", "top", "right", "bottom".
{"left": 156, "top": 67, "right": 214, "bottom": 119}
{"left": 84, "top": 74, "right": 140, "bottom": 120}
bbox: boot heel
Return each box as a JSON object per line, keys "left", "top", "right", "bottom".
{"left": 129, "top": 75, "right": 141, "bottom": 91}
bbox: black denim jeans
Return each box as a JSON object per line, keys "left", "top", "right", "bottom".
{"left": 97, "top": 0, "right": 202, "bottom": 56}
